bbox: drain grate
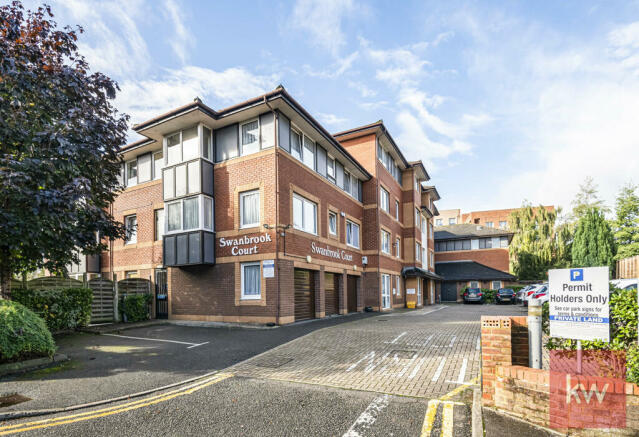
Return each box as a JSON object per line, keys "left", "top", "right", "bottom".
{"left": 390, "top": 350, "right": 418, "bottom": 359}
{"left": 0, "top": 393, "right": 31, "bottom": 408}
{"left": 254, "top": 356, "right": 294, "bottom": 368}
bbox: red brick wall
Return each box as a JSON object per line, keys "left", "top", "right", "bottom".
{"left": 461, "top": 206, "right": 555, "bottom": 226}
{"left": 435, "top": 248, "right": 510, "bottom": 272}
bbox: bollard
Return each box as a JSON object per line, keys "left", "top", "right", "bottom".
{"left": 528, "top": 299, "right": 542, "bottom": 369}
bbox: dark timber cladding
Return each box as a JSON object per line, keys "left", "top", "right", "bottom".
{"left": 347, "top": 275, "right": 358, "bottom": 313}
{"left": 294, "top": 269, "right": 315, "bottom": 321}
{"left": 324, "top": 273, "right": 339, "bottom": 316}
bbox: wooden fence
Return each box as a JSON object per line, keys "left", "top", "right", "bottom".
{"left": 88, "top": 278, "right": 115, "bottom": 323}
{"left": 617, "top": 255, "right": 639, "bottom": 279}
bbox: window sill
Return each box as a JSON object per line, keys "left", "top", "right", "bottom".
{"left": 240, "top": 296, "right": 262, "bottom": 301}
{"left": 293, "top": 227, "right": 318, "bottom": 237}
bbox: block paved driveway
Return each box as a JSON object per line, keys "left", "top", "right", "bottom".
{"left": 231, "top": 303, "right": 524, "bottom": 398}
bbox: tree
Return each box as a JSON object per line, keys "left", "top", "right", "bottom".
{"left": 0, "top": 2, "right": 128, "bottom": 298}
{"left": 509, "top": 204, "right": 570, "bottom": 280}
{"left": 571, "top": 208, "right": 616, "bottom": 271}
{"left": 571, "top": 177, "right": 609, "bottom": 220}
{"left": 612, "top": 183, "right": 639, "bottom": 260}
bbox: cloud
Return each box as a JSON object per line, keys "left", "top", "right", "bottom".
{"left": 290, "top": 0, "right": 363, "bottom": 56}
{"left": 118, "top": 67, "right": 279, "bottom": 125}
{"left": 358, "top": 100, "right": 389, "bottom": 111}
{"left": 162, "top": 0, "right": 194, "bottom": 64}
{"left": 348, "top": 80, "right": 377, "bottom": 97}
{"left": 304, "top": 51, "right": 359, "bottom": 78}
{"left": 317, "top": 112, "right": 349, "bottom": 126}
{"left": 360, "top": 37, "right": 432, "bottom": 86}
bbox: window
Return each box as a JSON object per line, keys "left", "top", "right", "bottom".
{"left": 491, "top": 281, "right": 501, "bottom": 290}
{"left": 414, "top": 176, "right": 419, "bottom": 191}
{"left": 328, "top": 211, "right": 337, "bottom": 235}
{"left": 430, "top": 224, "right": 434, "bottom": 239}
{"left": 499, "top": 221, "right": 507, "bottom": 229}
{"left": 470, "top": 281, "right": 479, "bottom": 288}
{"left": 126, "top": 160, "right": 137, "bottom": 186}
{"left": 202, "top": 126, "right": 212, "bottom": 160}
{"left": 293, "top": 194, "right": 317, "bottom": 235}
{"left": 203, "top": 197, "right": 213, "bottom": 230}
{"left": 380, "top": 187, "right": 390, "bottom": 213}
{"left": 240, "top": 119, "right": 260, "bottom": 156}
{"left": 430, "top": 251, "right": 434, "bottom": 268}
{"left": 421, "top": 216, "right": 426, "bottom": 233}
{"left": 396, "top": 276, "right": 401, "bottom": 296}
{"left": 435, "top": 219, "right": 442, "bottom": 226}
{"left": 344, "top": 171, "right": 351, "bottom": 195}
{"left": 395, "top": 200, "right": 399, "bottom": 220}
{"left": 291, "top": 129, "right": 302, "bottom": 160}
{"left": 154, "top": 209, "right": 164, "bottom": 241}
{"left": 165, "top": 195, "right": 213, "bottom": 233}
{"left": 183, "top": 197, "right": 199, "bottom": 230}
{"left": 125, "top": 215, "right": 137, "bottom": 244}
{"left": 396, "top": 237, "right": 401, "bottom": 258}
{"left": 381, "top": 274, "right": 391, "bottom": 309}
{"left": 351, "top": 176, "right": 358, "bottom": 198}
{"left": 346, "top": 220, "right": 360, "bottom": 248}
{"left": 302, "top": 135, "right": 315, "bottom": 170}
{"left": 479, "top": 238, "right": 493, "bottom": 249}
{"left": 166, "top": 132, "right": 181, "bottom": 165}
{"left": 153, "top": 151, "right": 163, "bottom": 180}
{"left": 500, "top": 236, "right": 508, "bottom": 248}
{"left": 415, "top": 208, "right": 420, "bottom": 227}
{"left": 125, "top": 270, "right": 138, "bottom": 279}
{"left": 240, "top": 190, "right": 260, "bottom": 228}
{"left": 449, "top": 218, "right": 456, "bottom": 225}
{"left": 182, "top": 126, "right": 199, "bottom": 161}
{"left": 463, "top": 239, "right": 471, "bottom": 250}
{"left": 327, "top": 155, "right": 335, "bottom": 181}
{"left": 485, "top": 221, "right": 494, "bottom": 228}
{"left": 241, "top": 262, "right": 261, "bottom": 299}
{"left": 381, "top": 230, "right": 391, "bottom": 254}
{"left": 167, "top": 202, "right": 181, "bottom": 232}
{"left": 416, "top": 242, "right": 421, "bottom": 261}
{"left": 422, "top": 248, "right": 427, "bottom": 266}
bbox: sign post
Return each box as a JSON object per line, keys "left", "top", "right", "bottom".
{"left": 549, "top": 267, "right": 610, "bottom": 363}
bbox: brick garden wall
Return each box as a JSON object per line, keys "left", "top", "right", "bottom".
{"left": 481, "top": 315, "right": 639, "bottom": 435}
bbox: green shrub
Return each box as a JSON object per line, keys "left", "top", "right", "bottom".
{"left": 0, "top": 300, "right": 56, "bottom": 362}
{"left": 511, "top": 285, "right": 525, "bottom": 293}
{"left": 120, "top": 294, "right": 152, "bottom": 322}
{"left": 460, "top": 287, "right": 497, "bottom": 303}
{"left": 543, "top": 286, "right": 639, "bottom": 383}
{"left": 12, "top": 287, "right": 93, "bottom": 332}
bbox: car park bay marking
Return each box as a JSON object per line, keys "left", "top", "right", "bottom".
{"left": 476, "top": 337, "right": 480, "bottom": 350}
{"left": 103, "top": 333, "right": 209, "bottom": 349}
{"left": 445, "top": 358, "right": 468, "bottom": 384}
{"left": 387, "top": 332, "right": 407, "bottom": 344}
{"left": 432, "top": 358, "right": 446, "bottom": 382}
{"left": 342, "top": 394, "right": 390, "bottom": 437}
{"left": 0, "top": 373, "right": 232, "bottom": 435}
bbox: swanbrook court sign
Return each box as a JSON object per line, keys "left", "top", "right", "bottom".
{"left": 311, "top": 241, "right": 353, "bottom": 262}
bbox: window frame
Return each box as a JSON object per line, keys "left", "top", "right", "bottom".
{"left": 449, "top": 218, "right": 456, "bottom": 225}
{"left": 395, "top": 237, "right": 401, "bottom": 258}
{"left": 292, "top": 193, "right": 318, "bottom": 235}
{"left": 395, "top": 200, "right": 400, "bottom": 220}
{"left": 290, "top": 128, "right": 302, "bottom": 161}
{"left": 126, "top": 159, "right": 138, "bottom": 187}
{"left": 416, "top": 242, "right": 422, "bottom": 261}
{"left": 499, "top": 220, "right": 507, "bottom": 229}
{"left": 381, "top": 229, "right": 391, "bottom": 254}
{"left": 328, "top": 211, "right": 337, "bottom": 235}
{"left": 491, "top": 280, "right": 502, "bottom": 290}
{"left": 154, "top": 209, "right": 164, "bottom": 241}
{"left": 124, "top": 214, "right": 137, "bottom": 244}
{"left": 153, "top": 151, "right": 163, "bottom": 180}
{"left": 164, "top": 194, "right": 214, "bottom": 235}
{"left": 435, "top": 219, "right": 443, "bottom": 226}
{"left": 380, "top": 187, "right": 390, "bottom": 213}
{"left": 327, "top": 154, "right": 336, "bottom": 182}
{"left": 346, "top": 220, "right": 360, "bottom": 249}
{"left": 485, "top": 221, "right": 494, "bottom": 228}
{"left": 239, "top": 118, "right": 260, "bottom": 156}
{"left": 241, "top": 261, "right": 262, "bottom": 300}
{"left": 302, "top": 134, "right": 315, "bottom": 170}
{"left": 239, "top": 189, "right": 260, "bottom": 229}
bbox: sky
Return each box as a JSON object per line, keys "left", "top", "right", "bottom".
{"left": 31, "top": 0, "right": 639, "bottom": 214}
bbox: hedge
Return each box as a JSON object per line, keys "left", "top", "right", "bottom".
{"left": 543, "top": 286, "right": 639, "bottom": 384}
{"left": 0, "top": 300, "right": 56, "bottom": 362}
{"left": 12, "top": 287, "right": 93, "bottom": 332}
{"left": 120, "top": 294, "right": 152, "bottom": 323}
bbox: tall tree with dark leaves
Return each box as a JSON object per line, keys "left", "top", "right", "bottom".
{"left": 0, "top": 2, "right": 128, "bottom": 298}
{"left": 571, "top": 208, "right": 616, "bottom": 272}
{"left": 613, "top": 183, "right": 639, "bottom": 261}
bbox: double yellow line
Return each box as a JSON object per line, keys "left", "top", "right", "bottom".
{"left": 0, "top": 373, "right": 233, "bottom": 435}
{"left": 420, "top": 376, "right": 478, "bottom": 437}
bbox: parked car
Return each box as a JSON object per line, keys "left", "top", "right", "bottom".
{"left": 523, "top": 283, "right": 548, "bottom": 306}
{"left": 463, "top": 287, "right": 484, "bottom": 304}
{"left": 515, "top": 285, "right": 535, "bottom": 304}
{"left": 611, "top": 278, "right": 638, "bottom": 291}
{"left": 530, "top": 287, "right": 549, "bottom": 304}
{"left": 496, "top": 288, "right": 515, "bottom": 304}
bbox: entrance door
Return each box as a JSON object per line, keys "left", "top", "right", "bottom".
{"left": 294, "top": 269, "right": 315, "bottom": 321}
{"left": 381, "top": 274, "right": 391, "bottom": 309}
{"left": 347, "top": 275, "right": 358, "bottom": 312}
{"left": 324, "top": 273, "right": 339, "bottom": 316}
{"left": 442, "top": 282, "right": 457, "bottom": 302}
{"left": 155, "top": 269, "right": 168, "bottom": 319}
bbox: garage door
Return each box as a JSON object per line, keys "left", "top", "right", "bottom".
{"left": 295, "top": 269, "right": 315, "bottom": 321}
{"left": 325, "top": 273, "right": 339, "bottom": 316}
{"left": 347, "top": 275, "right": 358, "bottom": 312}
{"left": 441, "top": 282, "right": 458, "bottom": 302}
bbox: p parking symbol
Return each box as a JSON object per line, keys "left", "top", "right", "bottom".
{"left": 570, "top": 269, "right": 583, "bottom": 281}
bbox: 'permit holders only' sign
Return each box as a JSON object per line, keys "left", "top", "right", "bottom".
{"left": 549, "top": 266, "right": 610, "bottom": 342}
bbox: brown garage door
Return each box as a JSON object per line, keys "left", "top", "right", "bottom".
{"left": 325, "top": 273, "right": 339, "bottom": 316}
{"left": 294, "top": 269, "right": 315, "bottom": 321}
{"left": 347, "top": 275, "right": 358, "bottom": 313}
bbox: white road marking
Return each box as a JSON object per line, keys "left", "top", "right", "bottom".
{"left": 408, "top": 356, "right": 426, "bottom": 379}
{"left": 342, "top": 394, "right": 390, "bottom": 437}
{"left": 448, "top": 336, "right": 457, "bottom": 348}
{"left": 347, "top": 351, "right": 375, "bottom": 372}
{"left": 457, "top": 358, "right": 468, "bottom": 384}
{"left": 366, "top": 352, "right": 390, "bottom": 374}
{"left": 476, "top": 337, "right": 480, "bottom": 350}
{"left": 387, "top": 332, "right": 407, "bottom": 344}
{"left": 187, "top": 342, "right": 209, "bottom": 349}
{"left": 432, "top": 357, "right": 446, "bottom": 382}
{"left": 396, "top": 353, "right": 418, "bottom": 378}
{"left": 103, "top": 333, "right": 206, "bottom": 348}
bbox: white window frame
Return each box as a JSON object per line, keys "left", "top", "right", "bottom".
{"left": 164, "top": 194, "right": 214, "bottom": 235}
{"left": 469, "top": 281, "right": 479, "bottom": 288}
{"left": 126, "top": 159, "right": 137, "bottom": 187}
{"left": 381, "top": 274, "right": 391, "bottom": 309}
{"left": 293, "top": 193, "right": 318, "bottom": 235}
{"left": 396, "top": 276, "right": 401, "bottom": 296}
{"left": 154, "top": 209, "right": 164, "bottom": 241}
{"left": 239, "top": 189, "right": 260, "bottom": 229}
{"left": 381, "top": 230, "right": 391, "bottom": 254}
{"left": 449, "top": 218, "right": 456, "bottom": 225}
{"left": 492, "top": 281, "right": 502, "bottom": 290}
{"left": 290, "top": 128, "right": 302, "bottom": 161}
{"left": 499, "top": 220, "right": 507, "bottom": 229}
{"left": 415, "top": 208, "right": 420, "bottom": 227}
{"left": 125, "top": 214, "right": 137, "bottom": 244}
{"left": 346, "top": 220, "right": 360, "bottom": 249}
{"left": 239, "top": 118, "right": 260, "bottom": 156}
{"left": 396, "top": 237, "right": 401, "bottom": 258}
{"left": 302, "top": 134, "right": 315, "bottom": 170}
{"left": 486, "top": 221, "right": 494, "bottom": 228}
{"left": 327, "top": 154, "right": 336, "bottom": 181}
{"left": 328, "top": 211, "right": 337, "bottom": 235}
{"left": 416, "top": 242, "right": 421, "bottom": 261}
{"left": 395, "top": 200, "right": 399, "bottom": 220}
{"left": 153, "top": 151, "right": 163, "bottom": 180}
{"left": 241, "top": 261, "right": 262, "bottom": 300}
{"left": 435, "top": 219, "right": 443, "bottom": 226}
{"left": 380, "top": 187, "right": 389, "bottom": 213}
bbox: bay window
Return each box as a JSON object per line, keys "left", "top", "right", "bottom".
{"left": 165, "top": 195, "right": 214, "bottom": 234}
{"left": 165, "top": 125, "right": 214, "bottom": 166}
{"left": 293, "top": 193, "right": 317, "bottom": 235}
{"left": 240, "top": 190, "right": 260, "bottom": 228}
{"left": 346, "top": 220, "right": 360, "bottom": 248}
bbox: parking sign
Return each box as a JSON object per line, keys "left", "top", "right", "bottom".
{"left": 548, "top": 266, "right": 610, "bottom": 342}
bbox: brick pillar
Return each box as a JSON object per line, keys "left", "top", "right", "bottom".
{"left": 338, "top": 272, "right": 347, "bottom": 315}
{"left": 356, "top": 275, "right": 363, "bottom": 311}
{"left": 511, "top": 316, "right": 529, "bottom": 366}
{"left": 315, "top": 267, "right": 325, "bottom": 318}
{"left": 481, "top": 316, "right": 513, "bottom": 407}
{"left": 277, "top": 259, "right": 295, "bottom": 325}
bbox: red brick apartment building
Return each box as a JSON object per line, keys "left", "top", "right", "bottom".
{"left": 95, "top": 86, "right": 441, "bottom": 324}
{"left": 437, "top": 206, "right": 555, "bottom": 228}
